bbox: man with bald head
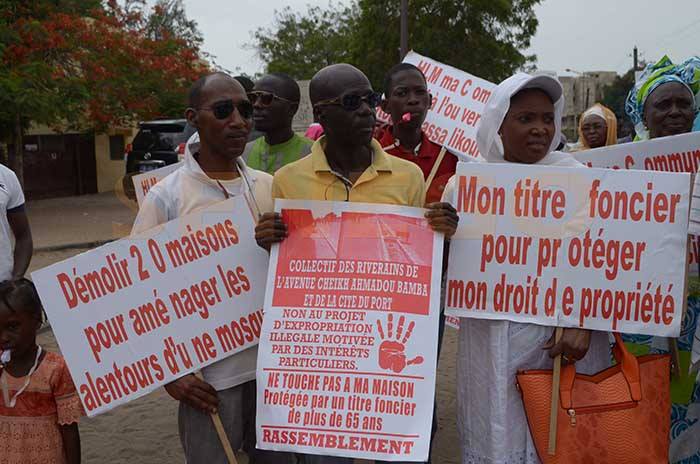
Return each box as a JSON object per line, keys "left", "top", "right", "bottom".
{"left": 132, "top": 72, "right": 291, "bottom": 464}
{"left": 244, "top": 73, "right": 312, "bottom": 173}
{"left": 255, "top": 64, "right": 457, "bottom": 463}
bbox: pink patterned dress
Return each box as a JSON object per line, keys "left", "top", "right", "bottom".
{"left": 0, "top": 351, "right": 84, "bottom": 464}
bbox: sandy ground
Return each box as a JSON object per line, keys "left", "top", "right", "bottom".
{"left": 27, "top": 192, "right": 136, "bottom": 250}
{"left": 29, "top": 250, "right": 459, "bottom": 464}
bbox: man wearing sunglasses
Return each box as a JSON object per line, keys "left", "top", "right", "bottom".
{"left": 255, "top": 63, "right": 458, "bottom": 464}
{"left": 132, "top": 72, "right": 291, "bottom": 464}
{"left": 243, "top": 73, "right": 312, "bottom": 174}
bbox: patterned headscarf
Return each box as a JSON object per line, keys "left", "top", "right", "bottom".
{"left": 625, "top": 55, "right": 700, "bottom": 140}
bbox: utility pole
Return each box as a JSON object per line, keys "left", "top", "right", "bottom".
{"left": 633, "top": 46, "right": 639, "bottom": 71}
{"left": 400, "top": 0, "right": 408, "bottom": 59}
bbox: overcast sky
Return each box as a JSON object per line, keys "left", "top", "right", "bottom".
{"left": 182, "top": 0, "right": 700, "bottom": 78}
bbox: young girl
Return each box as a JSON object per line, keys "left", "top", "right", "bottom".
{"left": 0, "top": 278, "right": 83, "bottom": 464}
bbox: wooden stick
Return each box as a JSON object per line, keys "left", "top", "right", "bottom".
{"left": 194, "top": 372, "right": 238, "bottom": 464}
{"left": 672, "top": 234, "right": 689, "bottom": 380}
{"left": 674, "top": 173, "right": 695, "bottom": 380}
{"left": 548, "top": 327, "right": 564, "bottom": 456}
{"left": 669, "top": 338, "right": 682, "bottom": 380}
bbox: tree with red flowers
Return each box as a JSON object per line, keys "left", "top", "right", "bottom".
{"left": 0, "top": 0, "right": 208, "bottom": 184}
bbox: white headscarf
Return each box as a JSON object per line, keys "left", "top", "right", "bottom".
{"left": 477, "top": 72, "right": 582, "bottom": 167}
{"left": 581, "top": 105, "right": 607, "bottom": 123}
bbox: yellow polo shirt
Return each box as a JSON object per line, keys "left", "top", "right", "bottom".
{"left": 272, "top": 136, "right": 426, "bottom": 207}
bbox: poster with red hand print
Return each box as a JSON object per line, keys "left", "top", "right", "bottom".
{"left": 256, "top": 199, "right": 444, "bottom": 461}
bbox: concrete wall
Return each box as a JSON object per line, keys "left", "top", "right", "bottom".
{"left": 95, "top": 129, "right": 137, "bottom": 193}
{"left": 26, "top": 123, "right": 138, "bottom": 194}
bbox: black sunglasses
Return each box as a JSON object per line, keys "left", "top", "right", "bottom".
{"left": 248, "top": 91, "right": 298, "bottom": 107}
{"left": 198, "top": 99, "right": 253, "bottom": 120}
{"left": 315, "top": 92, "right": 382, "bottom": 111}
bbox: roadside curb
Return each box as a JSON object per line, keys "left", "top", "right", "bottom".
{"left": 35, "top": 239, "right": 116, "bottom": 253}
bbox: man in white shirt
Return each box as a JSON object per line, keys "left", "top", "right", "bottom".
{"left": 132, "top": 72, "right": 290, "bottom": 463}
{"left": 0, "top": 163, "right": 32, "bottom": 281}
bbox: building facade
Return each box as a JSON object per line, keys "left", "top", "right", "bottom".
{"left": 6, "top": 125, "right": 137, "bottom": 200}
{"left": 558, "top": 71, "right": 617, "bottom": 141}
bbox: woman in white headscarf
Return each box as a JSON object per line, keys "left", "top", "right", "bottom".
{"left": 443, "top": 73, "right": 610, "bottom": 463}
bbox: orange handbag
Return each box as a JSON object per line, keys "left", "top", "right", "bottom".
{"left": 516, "top": 333, "right": 670, "bottom": 464}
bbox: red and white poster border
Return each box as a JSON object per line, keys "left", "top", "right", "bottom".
{"left": 256, "top": 199, "right": 443, "bottom": 461}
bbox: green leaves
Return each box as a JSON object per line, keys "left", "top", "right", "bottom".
{"left": 253, "top": 5, "right": 356, "bottom": 79}
{"left": 251, "top": 0, "right": 542, "bottom": 88}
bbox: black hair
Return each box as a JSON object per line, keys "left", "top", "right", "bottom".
{"left": 234, "top": 75, "right": 255, "bottom": 93}
{"left": 383, "top": 63, "right": 426, "bottom": 96}
{"left": 266, "top": 72, "right": 301, "bottom": 103}
{"left": 188, "top": 72, "right": 234, "bottom": 108}
{"left": 0, "top": 278, "right": 44, "bottom": 323}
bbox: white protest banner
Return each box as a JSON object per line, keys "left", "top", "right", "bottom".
{"left": 690, "top": 172, "right": 700, "bottom": 236}
{"left": 132, "top": 161, "right": 183, "bottom": 207}
{"left": 32, "top": 196, "right": 268, "bottom": 416}
{"left": 444, "top": 315, "right": 460, "bottom": 330}
{"left": 376, "top": 51, "right": 496, "bottom": 161}
{"left": 572, "top": 131, "right": 700, "bottom": 172}
{"left": 256, "top": 199, "right": 443, "bottom": 461}
{"left": 445, "top": 162, "right": 689, "bottom": 337}
{"left": 573, "top": 132, "right": 700, "bottom": 273}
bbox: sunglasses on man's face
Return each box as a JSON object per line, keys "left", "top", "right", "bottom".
{"left": 248, "top": 91, "right": 298, "bottom": 107}
{"left": 315, "top": 92, "right": 382, "bottom": 111}
{"left": 198, "top": 99, "right": 253, "bottom": 120}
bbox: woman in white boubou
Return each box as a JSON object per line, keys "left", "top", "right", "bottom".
{"left": 442, "top": 73, "right": 611, "bottom": 464}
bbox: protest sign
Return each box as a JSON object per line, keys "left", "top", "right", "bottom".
{"left": 445, "top": 162, "right": 689, "bottom": 337}
{"left": 376, "top": 51, "right": 495, "bottom": 161}
{"left": 572, "top": 131, "right": 700, "bottom": 172}
{"left": 132, "top": 161, "right": 183, "bottom": 207}
{"left": 32, "top": 196, "right": 268, "bottom": 416}
{"left": 573, "top": 132, "right": 700, "bottom": 272}
{"left": 256, "top": 199, "right": 443, "bottom": 461}
{"left": 445, "top": 315, "right": 460, "bottom": 330}
{"left": 690, "top": 172, "right": 700, "bottom": 235}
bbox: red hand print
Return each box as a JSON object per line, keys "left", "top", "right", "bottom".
{"left": 376, "top": 314, "right": 424, "bottom": 373}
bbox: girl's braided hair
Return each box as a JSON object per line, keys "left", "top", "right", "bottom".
{"left": 0, "top": 278, "right": 44, "bottom": 323}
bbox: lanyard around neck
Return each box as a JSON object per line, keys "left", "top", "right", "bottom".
{"left": 216, "top": 161, "right": 263, "bottom": 219}
{"left": 1, "top": 345, "right": 42, "bottom": 408}
{"left": 382, "top": 136, "right": 422, "bottom": 156}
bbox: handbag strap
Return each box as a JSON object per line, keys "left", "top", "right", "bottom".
{"left": 560, "top": 332, "right": 641, "bottom": 409}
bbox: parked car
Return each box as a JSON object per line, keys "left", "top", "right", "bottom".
{"left": 123, "top": 119, "right": 196, "bottom": 199}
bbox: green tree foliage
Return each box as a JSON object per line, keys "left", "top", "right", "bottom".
{"left": 252, "top": 4, "right": 356, "bottom": 80}
{"left": 0, "top": 0, "right": 208, "bottom": 182}
{"left": 251, "top": 0, "right": 541, "bottom": 87}
{"left": 601, "top": 68, "right": 636, "bottom": 135}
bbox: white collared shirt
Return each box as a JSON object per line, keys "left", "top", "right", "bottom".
{"left": 132, "top": 134, "right": 273, "bottom": 390}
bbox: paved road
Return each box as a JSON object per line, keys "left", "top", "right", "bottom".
{"left": 29, "top": 249, "right": 459, "bottom": 464}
